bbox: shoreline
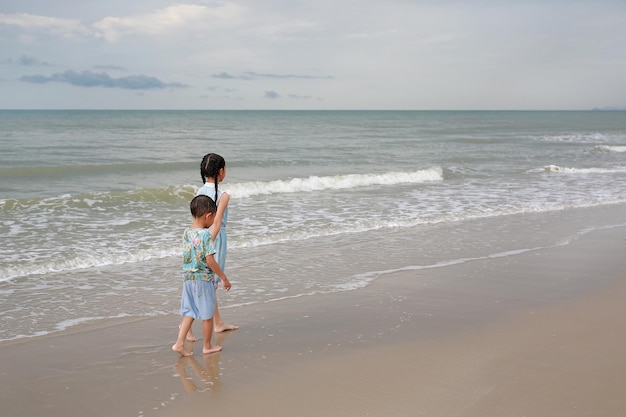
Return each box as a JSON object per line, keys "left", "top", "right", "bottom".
{"left": 1, "top": 225, "right": 625, "bottom": 416}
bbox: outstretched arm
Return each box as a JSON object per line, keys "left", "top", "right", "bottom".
{"left": 210, "top": 192, "right": 230, "bottom": 241}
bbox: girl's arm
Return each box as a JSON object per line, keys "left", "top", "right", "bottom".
{"left": 210, "top": 192, "right": 230, "bottom": 241}
{"left": 206, "top": 254, "right": 231, "bottom": 290}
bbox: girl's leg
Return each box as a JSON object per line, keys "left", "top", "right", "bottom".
{"left": 172, "top": 316, "right": 194, "bottom": 356}
{"left": 180, "top": 322, "right": 198, "bottom": 342}
{"left": 173, "top": 357, "right": 198, "bottom": 393}
{"left": 213, "top": 298, "right": 239, "bottom": 333}
{"left": 202, "top": 318, "right": 222, "bottom": 354}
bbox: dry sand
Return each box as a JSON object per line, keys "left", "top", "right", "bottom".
{"left": 1, "top": 226, "right": 625, "bottom": 417}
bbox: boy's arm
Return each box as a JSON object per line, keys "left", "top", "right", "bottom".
{"left": 205, "top": 254, "right": 231, "bottom": 290}
{"left": 210, "top": 193, "right": 230, "bottom": 241}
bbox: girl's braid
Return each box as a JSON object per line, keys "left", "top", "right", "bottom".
{"left": 213, "top": 160, "right": 219, "bottom": 203}
{"left": 200, "top": 153, "right": 212, "bottom": 184}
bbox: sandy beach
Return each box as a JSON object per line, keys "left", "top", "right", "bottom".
{"left": 2, "top": 224, "right": 625, "bottom": 417}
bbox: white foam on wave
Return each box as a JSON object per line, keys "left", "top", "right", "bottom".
{"left": 532, "top": 133, "right": 618, "bottom": 144}
{"left": 594, "top": 145, "right": 626, "bottom": 153}
{"left": 3, "top": 193, "right": 624, "bottom": 283}
{"left": 539, "top": 165, "right": 626, "bottom": 174}
{"left": 225, "top": 167, "right": 443, "bottom": 198}
{"left": 0, "top": 246, "right": 179, "bottom": 283}
{"left": 2, "top": 313, "right": 134, "bottom": 342}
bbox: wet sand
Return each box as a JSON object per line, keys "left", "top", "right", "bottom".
{"left": 1, "top": 226, "right": 625, "bottom": 417}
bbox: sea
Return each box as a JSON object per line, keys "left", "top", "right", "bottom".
{"left": 1, "top": 110, "right": 626, "bottom": 343}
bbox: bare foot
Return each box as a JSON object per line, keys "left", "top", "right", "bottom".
{"left": 203, "top": 345, "right": 222, "bottom": 355}
{"left": 172, "top": 343, "right": 193, "bottom": 357}
{"left": 179, "top": 324, "right": 199, "bottom": 342}
{"left": 214, "top": 323, "right": 239, "bottom": 333}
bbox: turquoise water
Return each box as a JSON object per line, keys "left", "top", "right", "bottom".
{"left": 1, "top": 110, "right": 625, "bottom": 341}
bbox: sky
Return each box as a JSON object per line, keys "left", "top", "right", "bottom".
{"left": 0, "top": 0, "right": 625, "bottom": 110}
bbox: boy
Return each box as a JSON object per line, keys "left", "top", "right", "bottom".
{"left": 172, "top": 195, "right": 232, "bottom": 356}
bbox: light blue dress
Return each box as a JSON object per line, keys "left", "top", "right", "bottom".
{"left": 196, "top": 184, "right": 228, "bottom": 272}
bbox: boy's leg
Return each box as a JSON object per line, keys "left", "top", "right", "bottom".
{"left": 202, "top": 318, "right": 222, "bottom": 354}
{"left": 172, "top": 316, "right": 194, "bottom": 356}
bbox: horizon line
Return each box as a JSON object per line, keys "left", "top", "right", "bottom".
{"left": 1, "top": 108, "right": 623, "bottom": 112}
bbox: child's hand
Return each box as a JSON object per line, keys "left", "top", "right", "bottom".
{"left": 222, "top": 277, "right": 231, "bottom": 291}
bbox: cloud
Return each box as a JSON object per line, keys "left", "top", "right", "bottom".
{"left": 92, "top": 3, "right": 245, "bottom": 42}
{"left": 20, "top": 70, "right": 186, "bottom": 90}
{"left": 0, "top": 54, "right": 49, "bottom": 66}
{"left": 264, "top": 91, "right": 280, "bottom": 99}
{"left": 212, "top": 72, "right": 255, "bottom": 80}
{"left": 18, "top": 55, "right": 49, "bottom": 66}
{"left": 213, "top": 71, "right": 333, "bottom": 80}
{"left": 206, "top": 86, "right": 238, "bottom": 92}
{"left": 93, "top": 65, "right": 126, "bottom": 71}
{"left": 1, "top": 4, "right": 245, "bottom": 43}
{"left": 288, "top": 94, "right": 314, "bottom": 100}
{"left": 244, "top": 72, "right": 334, "bottom": 80}
{"left": 0, "top": 12, "right": 92, "bottom": 38}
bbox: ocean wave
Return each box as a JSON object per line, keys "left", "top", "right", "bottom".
{"left": 0, "top": 185, "right": 197, "bottom": 211}
{"left": 593, "top": 145, "right": 626, "bottom": 153}
{"left": 0, "top": 161, "right": 195, "bottom": 178}
{"left": 0, "top": 245, "right": 180, "bottom": 283}
{"left": 531, "top": 133, "right": 623, "bottom": 143}
{"left": 540, "top": 165, "right": 626, "bottom": 174}
{"left": 1, "top": 168, "right": 442, "bottom": 209}
{"left": 4, "top": 194, "right": 621, "bottom": 283}
{"left": 1, "top": 216, "right": 425, "bottom": 282}
{"left": 225, "top": 167, "right": 444, "bottom": 198}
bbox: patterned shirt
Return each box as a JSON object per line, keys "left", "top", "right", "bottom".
{"left": 182, "top": 227, "right": 217, "bottom": 281}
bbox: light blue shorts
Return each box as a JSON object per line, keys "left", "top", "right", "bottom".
{"left": 180, "top": 279, "right": 216, "bottom": 320}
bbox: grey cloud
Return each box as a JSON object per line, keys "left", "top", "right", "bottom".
{"left": 0, "top": 55, "right": 49, "bottom": 66}
{"left": 212, "top": 72, "right": 254, "bottom": 80}
{"left": 264, "top": 91, "right": 280, "bottom": 99}
{"left": 20, "top": 70, "right": 186, "bottom": 89}
{"left": 93, "top": 65, "right": 126, "bottom": 71}
{"left": 206, "top": 86, "right": 238, "bottom": 92}
{"left": 288, "top": 94, "right": 313, "bottom": 100}
{"left": 245, "top": 72, "right": 333, "bottom": 80}
{"left": 19, "top": 55, "right": 49, "bottom": 66}
{"left": 213, "top": 71, "right": 333, "bottom": 80}
{"left": 19, "top": 74, "right": 49, "bottom": 83}
{"left": 212, "top": 72, "right": 236, "bottom": 79}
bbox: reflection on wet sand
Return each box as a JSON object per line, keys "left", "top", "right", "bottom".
{"left": 172, "top": 331, "right": 232, "bottom": 392}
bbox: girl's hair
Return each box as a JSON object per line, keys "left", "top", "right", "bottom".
{"left": 200, "top": 153, "right": 226, "bottom": 203}
{"left": 190, "top": 195, "right": 217, "bottom": 218}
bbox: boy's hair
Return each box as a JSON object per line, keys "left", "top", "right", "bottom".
{"left": 190, "top": 194, "right": 217, "bottom": 218}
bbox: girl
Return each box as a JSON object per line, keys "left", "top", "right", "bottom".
{"left": 185, "top": 153, "right": 238, "bottom": 341}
